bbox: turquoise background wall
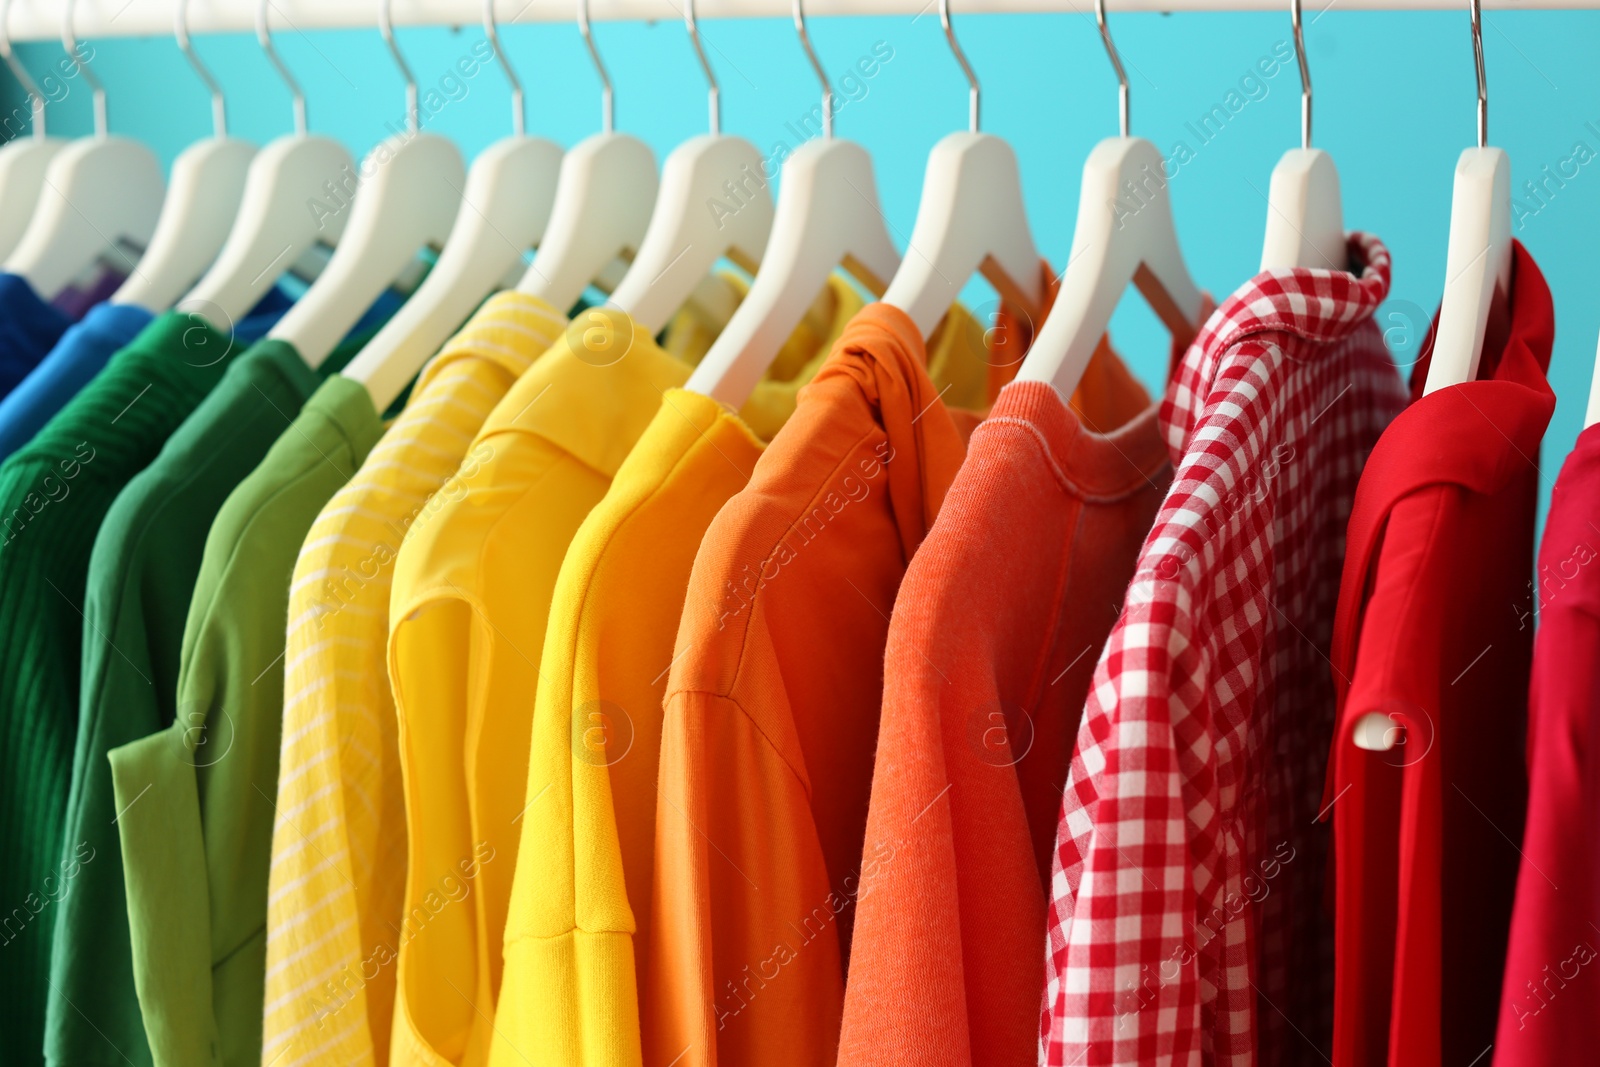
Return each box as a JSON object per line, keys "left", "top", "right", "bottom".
{"left": 6, "top": 7, "right": 1598, "bottom": 517}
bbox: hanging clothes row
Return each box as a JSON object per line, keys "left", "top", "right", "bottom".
{"left": 0, "top": 0, "right": 1591, "bottom": 1066}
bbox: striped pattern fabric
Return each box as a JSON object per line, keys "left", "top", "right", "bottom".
{"left": 261, "top": 293, "right": 566, "bottom": 1067}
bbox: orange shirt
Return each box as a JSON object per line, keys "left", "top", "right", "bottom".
{"left": 647, "top": 302, "right": 1017, "bottom": 1067}
{"left": 835, "top": 363, "right": 1170, "bottom": 1067}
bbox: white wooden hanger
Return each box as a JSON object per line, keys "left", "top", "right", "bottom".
{"left": 685, "top": 0, "right": 900, "bottom": 409}
{"left": 2, "top": 0, "right": 163, "bottom": 301}
{"left": 268, "top": 0, "right": 465, "bottom": 370}
{"left": 0, "top": 0, "right": 64, "bottom": 264}
{"left": 181, "top": 0, "right": 353, "bottom": 332}
{"left": 881, "top": 0, "right": 1042, "bottom": 339}
{"left": 1015, "top": 0, "right": 1204, "bottom": 401}
{"left": 1259, "top": 0, "right": 1345, "bottom": 273}
{"left": 343, "top": 0, "right": 561, "bottom": 411}
{"left": 113, "top": 0, "right": 255, "bottom": 313}
{"left": 516, "top": 0, "right": 657, "bottom": 312}
{"left": 1420, "top": 0, "right": 1512, "bottom": 397}
{"left": 607, "top": 0, "right": 772, "bottom": 336}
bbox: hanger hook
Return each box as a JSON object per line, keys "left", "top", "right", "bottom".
{"left": 380, "top": 0, "right": 419, "bottom": 135}
{"left": 0, "top": 0, "right": 45, "bottom": 139}
{"left": 177, "top": 0, "right": 227, "bottom": 138}
{"left": 685, "top": 0, "right": 718, "bottom": 135}
{"left": 939, "top": 0, "right": 978, "bottom": 133}
{"left": 482, "top": 0, "right": 523, "bottom": 136}
{"left": 577, "top": 0, "right": 613, "bottom": 134}
{"left": 257, "top": 0, "right": 307, "bottom": 135}
{"left": 792, "top": 0, "right": 832, "bottom": 140}
{"left": 1291, "top": 0, "right": 1311, "bottom": 148}
{"left": 61, "top": 0, "right": 106, "bottom": 138}
{"left": 1093, "top": 0, "right": 1129, "bottom": 138}
{"left": 1470, "top": 0, "right": 1487, "bottom": 148}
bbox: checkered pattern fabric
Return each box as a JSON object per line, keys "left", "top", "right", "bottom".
{"left": 1042, "top": 233, "right": 1409, "bottom": 1067}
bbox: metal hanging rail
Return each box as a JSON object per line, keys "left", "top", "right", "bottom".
{"left": 0, "top": 0, "right": 1584, "bottom": 45}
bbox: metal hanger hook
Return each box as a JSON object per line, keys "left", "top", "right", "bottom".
{"left": 257, "top": 0, "right": 307, "bottom": 135}
{"left": 939, "top": 0, "right": 978, "bottom": 133}
{"left": 482, "top": 0, "right": 523, "bottom": 136}
{"left": 379, "top": 0, "right": 419, "bottom": 135}
{"left": 1093, "top": 0, "right": 1129, "bottom": 138}
{"left": 1291, "top": 0, "right": 1310, "bottom": 148}
{"left": 685, "top": 0, "right": 719, "bottom": 135}
{"left": 61, "top": 0, "right": 106, "bottom": 139}
{"left": 577, "top": 0, "right": 613, "bottom": 134}
{"left": 0, "top": 0, "right": 46, "bottom": 139}
{"left": 1470, "top": 0, "right": 1487, "bottom": 148}
{"left": 177, "top": 0, "right": 227, "bottom": 138}
{"left": 793, "top": 0, "right": 832, "bottom": 140}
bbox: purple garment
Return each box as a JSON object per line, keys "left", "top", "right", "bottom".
{"left": 51, "top": 266, "right": 128, "bottom": 321}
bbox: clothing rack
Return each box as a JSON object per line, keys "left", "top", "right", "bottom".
{"left": 0, "top": 0, "right": 1590, "bottom": 45}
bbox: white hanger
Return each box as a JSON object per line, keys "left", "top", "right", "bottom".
{"left": 2, "top": 0, "right": 164, "bottom": 301}
{"left": 0, "top": 0, "right": 64, "bottom": 264}
{"left": 343, "top": 0, "right": 561, "bottom": 412}
{"left": 881, "top": 0, "right": 1042, "bottom": 339}
{"left": 268, "top": 0, "right": 465, "bottom": 370}
{"left": 113, "top": 0, "right": 255, "bottom": 313}
{"left": 181, "top": 0, "right": 353, "bottom": 332}
{"left": 1586, "top": 331, "right": 1600, "bottom": 430}
{"left": 1259, "top": 0, "right": 1345, "bottom": 273}
{"left": 608, "top": 0, "right": 771, "bottom": 335}
{"left": 1015, "top": 0, "right": 1204, "bottom": 401}
{"left": 684, "top": 0, "right": 900, "bottom": 409}
{"left": 1420, "top": 0, "right": 1512, "bottom": 397}
{"left": 516, "top": 0, "right": 657, "bottom": 312}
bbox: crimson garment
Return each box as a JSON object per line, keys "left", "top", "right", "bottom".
{"left": 1043, "top": 234, "right": 1407, "bottom": 1067}
{"left": 1493, "top": 423, "right": 1600, "bottom": 1064}
{"left": 1324, "top": 241, "right": 1555, "bottom": 1067}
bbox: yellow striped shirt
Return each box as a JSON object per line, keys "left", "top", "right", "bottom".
{"left": 261, "top": 293, "right": 568, "bottom": 1067}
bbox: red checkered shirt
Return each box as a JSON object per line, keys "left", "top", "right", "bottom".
{"left": 1042, "top": 233, "right": 1408, "bottom": 1067}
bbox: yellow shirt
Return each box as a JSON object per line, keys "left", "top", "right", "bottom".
{"left": 491, "top": 299, "right": 1019, "bottom": 1067}
{"left": 388, "top": 278, "right": 861, "bottom": 1067}
{"left": 261, "top": 293, "right": 568, "bottom": 1067}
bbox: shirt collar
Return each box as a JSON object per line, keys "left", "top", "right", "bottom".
{"left": 1162, "top": 232, "right": 1392, "bottom": 464}
{"left": 1210, "top": 232, "right": 1392, "bottom": 348}
{"left": 1363, "top": 240, "right": 1554, "bottom": 508}
{"left": 479, "top": 307, "right": 691, "bottom": 480}
{"left": 238, "top": 336, "right": 323, "bottom": 402}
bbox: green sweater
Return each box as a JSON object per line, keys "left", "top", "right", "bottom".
{"left": 109, "top": 376, "right": 384, "bottom": 1067}
{"left": 0, "top": 312, "right": 238, "bottom": 1067}
{"left": 45, "top": 332, "right": 378, "bottom": 1067}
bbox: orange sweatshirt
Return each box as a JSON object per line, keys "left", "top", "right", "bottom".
{"left": 837, "top": 359, "right": 1170, "bottom": 1066}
